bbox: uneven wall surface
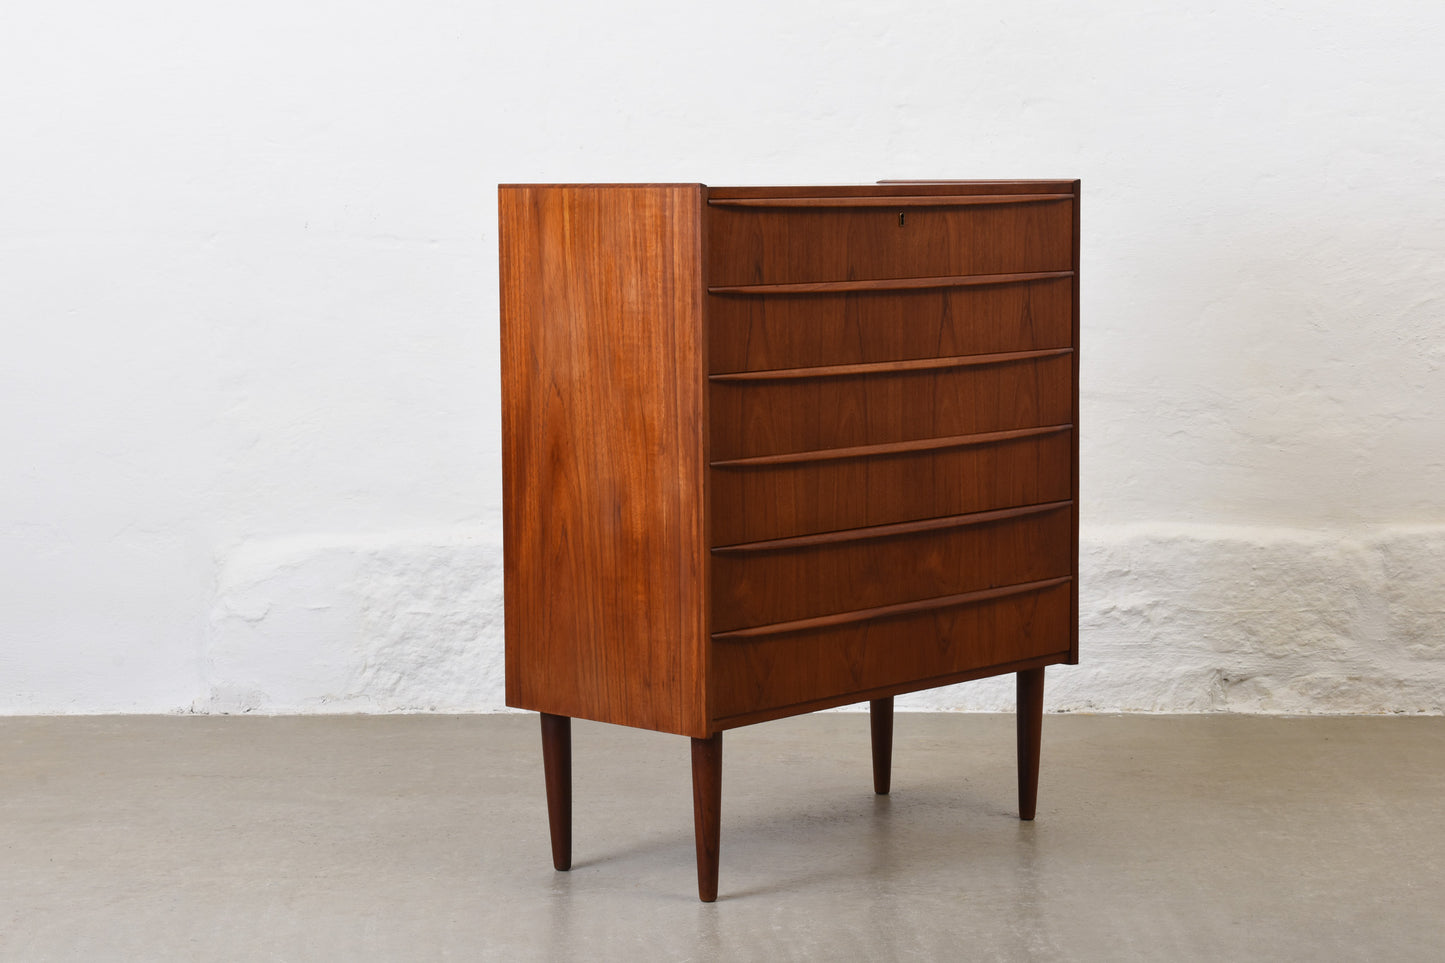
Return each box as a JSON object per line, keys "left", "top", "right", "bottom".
{"left": 199, "top": 527, "right": 1445, "bottom": 715}
{"left": 3, "top": 0, "right": 1442, "bottom": 713}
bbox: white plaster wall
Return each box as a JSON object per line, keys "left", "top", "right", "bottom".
{"left": 2, "top": 0, "right": 1441, "bottom": 714}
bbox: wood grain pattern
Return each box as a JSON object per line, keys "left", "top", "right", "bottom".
{"left": 540, "top": 713, "right": 572, "bottom": 871}
{"left": 711, "top": 577, "right": 1071, "bottom": 641}
{"left": 707, "top": 276, "right": 1072, "bottom": 373}
{"left": 711, "top": 182, "right": 1077, "bottom": 198}
{"left": 710, "top": 429, "right": 1073, "bottom": 544}
{"left": 711, "top": 580, "right": 1071, "bottom": 721}
{"left": 870, "top": 697, "right": 893, "bottom": 795}
{"left": 711, "top": 501, "right": 1071, "bottom": 553}
{"left": 1069, "top": 180, "right": 1082, "bottom": 665}
{"left": 710, "top": 348, "right": 1070, "bottom": 382}
{"left": 1017, "top": 667, "right": 1045, "bottom": 820}
{"left": 712, "top": 654, "right": 1061, "bottom": 731}
{"left": 711, "top": 504, "right": 1073, "bottom": 631}
{"left": 500, "top": 184, "right": 709, "bottom": 738}
{"left": 707, "top": 270, "right": 1072, "bottom": 296}
{"left": 708, "top": 194, "right": 1072, "bottom": 208}
{"left": 711, "top": 425, "right": 1069, "bottom": 468}
{"left": 502, "top": 180, "right": 1079, "bottom": 901}
{"left": 691, "top": 733, "right": 723, "bottom": 902}
{"left": 708, "top": 199, "right": 1073, "bottom": 285}
{"left": 710, "top": 353, "right": 1072, "bottom": 460}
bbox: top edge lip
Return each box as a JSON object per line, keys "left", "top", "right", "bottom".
{"left": 706, "top": 182, "right": 1078, "bottom": 199}
{"left": 497, "top": 183, "right": 704, "bottom": 189}
{"left": 875, "top": 179, "right": 1079, "bottom": 184}
{"left": 497, "top": 181, "right": 1078, "bottom": 190}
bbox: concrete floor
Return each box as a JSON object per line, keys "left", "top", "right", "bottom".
{"left": 1, "top": 714, "right": 1442, "bottom": 962}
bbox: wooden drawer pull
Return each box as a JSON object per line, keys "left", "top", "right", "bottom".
{"left": 707, "top": 193, "right": 1072, "bottom": 209}
{"left": 711, "top": 500, "right": 1072, "bottom": 555}
{"left": 711, "top": 576, "right": 1072, "bottom": 641}
{"left": 709, "top": 348, "right": 1071, "bottom": 383}
{"left": 710, "top": 424, "right": 1071, "bottom": 469}
{"left": 708, "top": 270, "right": 1073, "bottom": 297}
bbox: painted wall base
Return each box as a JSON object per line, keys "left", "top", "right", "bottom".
{"left": 201, "top": 524, "right": 1445, "bottom": 716}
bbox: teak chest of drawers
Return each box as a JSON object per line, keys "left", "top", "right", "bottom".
{"left": 500, "top": 180, "right": 1079, "bottom": 901}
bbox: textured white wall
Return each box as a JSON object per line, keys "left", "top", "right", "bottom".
{"left": 2, "top": 0, "right": 1441, "bottom": 714}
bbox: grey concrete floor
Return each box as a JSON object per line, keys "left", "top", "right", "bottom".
{"left": 1, "top": 713, "right": 1442, "bottom": 962}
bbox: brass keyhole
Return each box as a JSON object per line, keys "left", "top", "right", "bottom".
{"left": 899, "top": 212, "right": 905, "bottom": 227}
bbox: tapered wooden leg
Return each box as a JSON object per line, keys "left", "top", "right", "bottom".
{"left": 870, "top": 696, "right": 894, "bottom": 795}
{"left": 1017, "top": 667, "right": 1045, "bottom": 820}
{"left": 540, "top": 713, "right": 572, "bottom": 871}
{"left": 691, "top": 732, "right": 723, "bottom": 902}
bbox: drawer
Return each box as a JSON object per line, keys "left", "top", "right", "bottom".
{"left": 707, "top": 197, "right": 1073, "bottom": 286}
{"left": 710, "top": 351, "right": 1072, "bottom": 461}
{"left": 710, "top": 427, "right": 1072, "bottom": 544}
{"left": 711, "top": 579, "right": 1072, "bottom": 721}
{"left": 711, "top": 502, "right": 1072, "bottom": 632}
{"left": 708, "top": 276, "right": 1073, "bottom": 374}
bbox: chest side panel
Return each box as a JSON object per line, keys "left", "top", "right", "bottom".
{"left": 501, "top": 184, "right": 708, "bottom": 737}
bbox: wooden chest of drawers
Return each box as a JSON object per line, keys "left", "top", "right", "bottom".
{"left": 500, "top": 180, "right": 1079, "bottom": 901}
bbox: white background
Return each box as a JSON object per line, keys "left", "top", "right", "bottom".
{"left": 2, "top": 0, "right": 1442, "bottom": 713}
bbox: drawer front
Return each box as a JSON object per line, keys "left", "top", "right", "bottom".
{"left": 711, "top": 429, "right": 1072, "bottom": 545}
{"left": 712, "top": 580, "right": 1071, "bottom": 721}
{"left": 708, "top": 276, "right": 1073, "bottom": 374}
{"left": 711, "top": 503, "right": 1072, "bottom": 632}
{"left": 710, "top": 352, "right": 1071, "bottom": 461}
{"left": 707, "top": 199, "right": 1073, "bottom": 286}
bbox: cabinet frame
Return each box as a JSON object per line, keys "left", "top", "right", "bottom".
{"left": 500, "top": 180, "right": 1080, "bottom": 901}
